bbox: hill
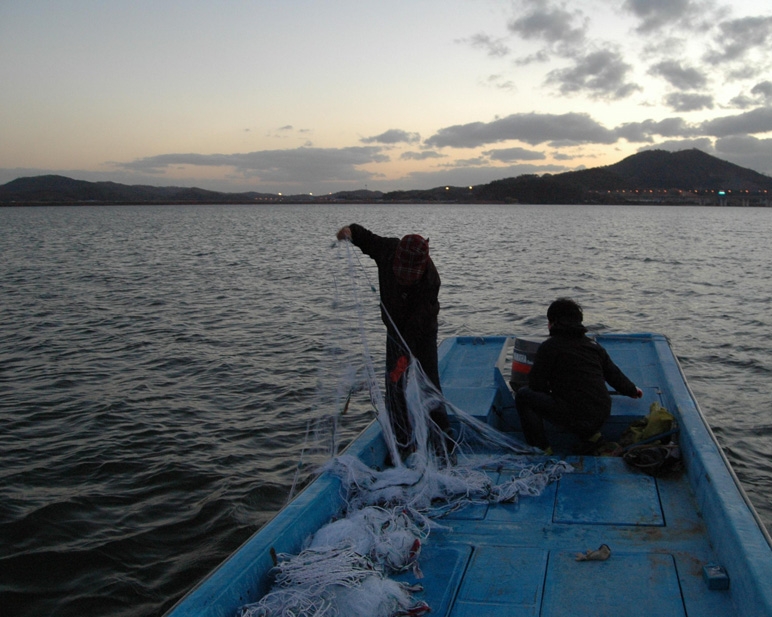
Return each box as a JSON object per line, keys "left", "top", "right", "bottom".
{"left": 1, "top": 149, "right": 771, "bottom": 206}
{"left": 388, "top": 149, "right": 772, "bottom": 205}
{"left": 0, "top": 175, "right": 276, "bottom": 205}
{"left": 555, "top": 149, "right": 772, "bottom": 192}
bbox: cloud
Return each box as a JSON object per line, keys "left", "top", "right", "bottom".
{"left": 507, "top": 1, "right": 587, "bottom": 47}
{"left": 400, "top": 151, "right": 445, "bottom": 161}
{"left": 463, "top": 33, "right": 510, "bottom": 57}
{"left": 116, "top": 147, "right": 389, "bottom": 186}
{"left": 424, "top": 106, "right": 772, "bottom": 152}
{"left": 728, "top": 81, "right": 772, "bottom": 109}
{"left": 704, "top": 16, "right": 772, "bottom": 65}
{"left": 715, "top": 134, "right": 772, "bottom": 176}
{"left": 699, "top": 107, "right": 772, "bottom": 137}
{"left": 622, "top": 0, "right": 694, "bottom": 32}
{"left": 361, "top": 129, "right": 421, "bottom": 145}
{"left": 424, "top": 112, "right": 618, "bottom": 148}
{"left": 551, "top": 151, "right": 585, "bottom": 161}
{"left": 728, "top": 94, "right": 757, "bottom": 110}
{"left": 716, "top": 134, "right": 772, "bottom": 155}
{"left": 268, "top": 125, "right": 312, "bottom": 140}
{"left": 483, "top": 147, "right": 546, "bottom": 162}
{"left": 514, "top": 49, "right": 552, "bottom": 67}
{"left": 482, "top": 74, "right": 517, "bottom": 91}
{"left": 442, "top": 157, "right": 488, "bottom": 167}
{"left": 390, "top": 162, "right": 569, "bottom": 191}
{"left": 638, "top": 137, "right": 715, "bottom": 153}
{"left": 649, "top": 60, "right": 708, "bottom": 90}
{"left": 545, "top": 50, "right": 641, "bottom": 99}
{"left": 615, "top": 117, "right": 697, "bottom": 142}
{"left": 751, "top": 81, "right": 772, "bottom": 100}
{"left": 664, "top": 92, "right": 714, "bottom": 112}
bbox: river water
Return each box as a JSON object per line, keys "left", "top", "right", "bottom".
{"left": 1, "top": 203, "right": 770, "bottom": 616}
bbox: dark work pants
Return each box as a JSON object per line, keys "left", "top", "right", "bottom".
{"left": 385, "top": 332, "right": 450, "bottom": 452}
{"left": 515, "top": 386, "right": 602, "bottom": 449}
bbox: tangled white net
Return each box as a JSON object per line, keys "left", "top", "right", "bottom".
{"left": 239, "top": 240, "right": 572, "bottom": 617}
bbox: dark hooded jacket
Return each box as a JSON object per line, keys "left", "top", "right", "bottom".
{"left": 527, "top": 323, "right": 638, "bottom": 424}
{"left": 347, "top": 224, "right": 450, "bottom": 447}
{"left": 348, "top": 223, "right": 440, "bottom": 347}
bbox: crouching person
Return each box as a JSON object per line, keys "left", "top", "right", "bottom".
{"left": 515, "top": 298, "right": 642, "bottom": 455}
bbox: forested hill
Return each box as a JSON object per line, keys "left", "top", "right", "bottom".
{"left": 0, "top": 175, "right": 274, "bottom": 205}
{"left": 556, "top": 149, "right": 772, "bottom": 191}
{"left": 2, "top": 149, "right": 771, "bottom": 206}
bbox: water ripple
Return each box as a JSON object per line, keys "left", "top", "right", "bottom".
{"left": 1, "top": 203, "right": 770, "bottom": 616}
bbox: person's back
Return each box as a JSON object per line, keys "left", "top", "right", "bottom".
{"left": 515, "top": 298, "right": 642, "bottom": 453}
{"left": 530, "top": 333, "right": 616, "bottom": 423}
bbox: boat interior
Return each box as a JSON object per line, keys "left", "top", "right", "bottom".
{"left": 166, "top": 334, "right": 772, "bottom": 617}
{"left": 393, "top": 334, "right": 769, "bottom": 617}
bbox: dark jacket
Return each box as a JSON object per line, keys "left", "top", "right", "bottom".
{"left": 348, "top": 224, "right": 440, "bottom": 346}
{"left": 528, "top": 326, "right": 638, "bottom": 423}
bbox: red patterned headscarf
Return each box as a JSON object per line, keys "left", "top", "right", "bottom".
{"left": 393, "top": 234, "right": 429, "bottom": 285}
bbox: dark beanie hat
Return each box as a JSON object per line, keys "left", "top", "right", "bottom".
{"left": 393, "top": 234, "right": 429, "bottom": 285}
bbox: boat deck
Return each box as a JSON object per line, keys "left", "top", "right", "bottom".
{"left": 165, "top": 333, "right": 772, "bottom": 617}
{"left": 392, "top": 454, "right": 728, "bottom": 617}
{"left": 407, "top": 333, "right": 766, "bottom": 617}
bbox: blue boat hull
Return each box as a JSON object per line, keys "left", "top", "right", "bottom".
{"left": 166, "top": 334, "right": 772, "bottom": 617}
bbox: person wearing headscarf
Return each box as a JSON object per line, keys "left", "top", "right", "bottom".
{"left": 515, "top": 298, "right": 643, "bottom": 454}
{"left": 336, "top": 224, "right": 452, "bottom": 461}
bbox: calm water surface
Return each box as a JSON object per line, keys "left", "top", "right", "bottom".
{"left": 1, "top": 203, "right": 770, "bottom": 616}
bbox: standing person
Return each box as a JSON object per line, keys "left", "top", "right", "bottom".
{"left": 336, "top": 224, "right": 452, "bottom": 462}
{"left": 515, "top": 298, "right": 643, "bottom": 454}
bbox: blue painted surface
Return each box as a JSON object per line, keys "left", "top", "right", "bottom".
{"left": 165, "top": 334, "right": 772, "bottom": 617}
{"left": 554, "top": 472, "right": 662, "bottom": 526}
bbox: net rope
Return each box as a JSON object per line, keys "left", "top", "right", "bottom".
{"left": 239, "top": 240, "right": 572, "bottom": 617}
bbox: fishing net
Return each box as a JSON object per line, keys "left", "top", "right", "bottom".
{"left": 239, "top": 239, "right": 572, "bottom": 617}
{"left": 238, "top": 546, "right": 420, "bottom": 617}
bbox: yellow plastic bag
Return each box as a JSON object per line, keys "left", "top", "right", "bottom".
{"left": 620, "top": 403, "right": 675, "bottom": 446}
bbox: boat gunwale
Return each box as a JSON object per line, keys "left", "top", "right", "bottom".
{"left": 602, "top": 332, "right": 772, "bottom": 615}
{"left": 163, "top": 422, "right": 383, "bottom": 616}
{"left": 661, "top": 335, "right": 772, "bottom": 551}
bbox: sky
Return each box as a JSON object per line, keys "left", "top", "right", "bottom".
{"left": 2, "top": 0, "right": 772, "bottom": 196}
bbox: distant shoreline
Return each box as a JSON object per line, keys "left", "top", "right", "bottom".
{"left": 2, "top": 198, "right": 770, "bottom": 208}
{"left": 3, "top": 149, "right": 772, "bottom": 207}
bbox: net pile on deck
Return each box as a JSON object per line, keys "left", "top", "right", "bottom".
{"left": 238, "top": 241, "right": 572, "bottom": 617}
